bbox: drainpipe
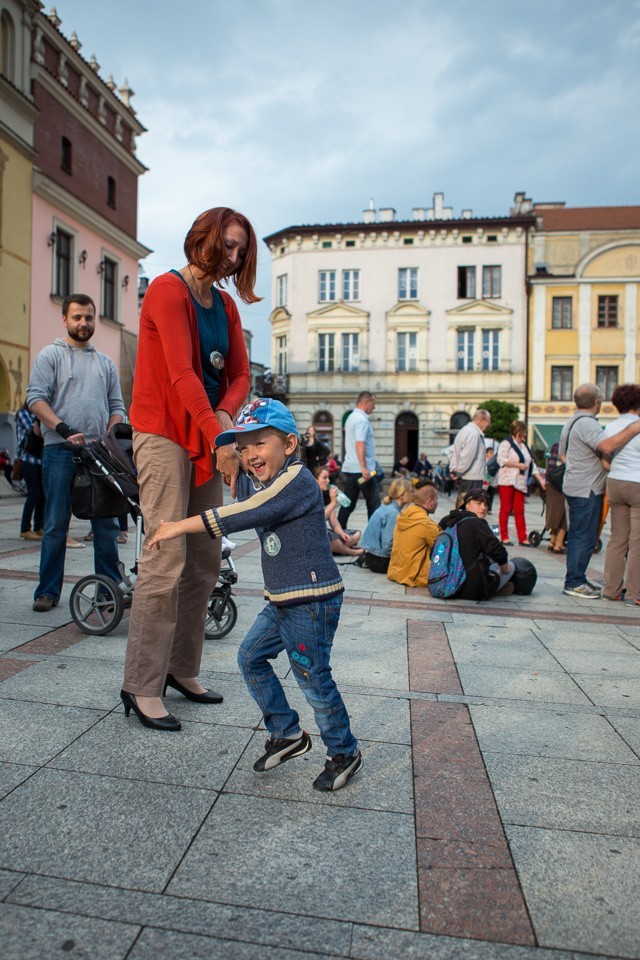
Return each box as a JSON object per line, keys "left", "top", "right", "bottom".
{"left": 524, "top": 224, "right": 531, "bottom": 430}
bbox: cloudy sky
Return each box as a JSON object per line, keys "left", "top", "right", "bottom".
{"left": 53, "top": 0, "right": 640, "bottom": 362}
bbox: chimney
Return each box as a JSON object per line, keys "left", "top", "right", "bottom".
{"left": 461, "top": 209, "right": 473, "bottom": 219}
{"left": 412, "top": 208, "right": 426, "bottom": 221}
{"left": 363, "top": 196, "right": 376, "bottom": 223}
{"left": 379, "top": 207, "right": 396, "bottom": 222}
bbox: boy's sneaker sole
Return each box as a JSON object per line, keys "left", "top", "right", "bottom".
{"left": 253, "top": 731, "right": 312, "bottom": 772}
{"left": 563, "top": 585, "right": 602, "bottom": 599}
{"left": 313, "top": 751, "right": 364, "bottom": 792}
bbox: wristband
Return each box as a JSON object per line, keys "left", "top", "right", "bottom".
{"left": 55, "top": 422, "right": 75, "bottom": 439}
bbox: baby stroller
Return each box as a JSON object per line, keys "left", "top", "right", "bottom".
{"left": 67, "top": 424, "right": 238, "bottom": 638}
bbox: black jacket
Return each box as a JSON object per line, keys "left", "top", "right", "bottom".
{"left": 438, "top": 509, "right": 508, "bottom": 600}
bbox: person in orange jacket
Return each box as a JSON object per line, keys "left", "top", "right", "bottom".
{"left": 387, "top": 481, "right": 439, "bottom": 588}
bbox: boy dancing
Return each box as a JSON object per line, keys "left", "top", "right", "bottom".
{"left": 147, "top": 399, "right": 363, "bottom": 792}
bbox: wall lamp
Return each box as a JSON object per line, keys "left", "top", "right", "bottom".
{"left": 121, "top": 275, "right": 129, "bottom": 290}
{"left": 47, "top": 231, "right": 57, "bottom": 247}
{"left": 97, "top": 259, "right": 106, "bottom": 274}
{"left": 78, "top": 249, "right": 88, "bottom": 267}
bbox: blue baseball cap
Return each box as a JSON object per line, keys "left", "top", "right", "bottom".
{"left": 215, "top": 398, "right": 299, "bottom": 447}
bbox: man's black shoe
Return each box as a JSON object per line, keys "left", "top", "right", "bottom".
{"left": 313, "top": 751, "right": 363, "bottom": 792}
{"left": 33, "top": 595, "right": 57, "bottom": 612}
{"left": 253, "top": 731, "right": 312, "bottom": 771}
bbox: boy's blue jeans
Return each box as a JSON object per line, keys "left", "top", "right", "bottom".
{"left": 36, "top": 444, "right": 119, "bottom": 603}
{"left": 238, "top": 595, "right": 358, "bottom": 757}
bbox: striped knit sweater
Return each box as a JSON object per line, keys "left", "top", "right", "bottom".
{"left": 202, "top": 457, "right": 344, "bottom": 607}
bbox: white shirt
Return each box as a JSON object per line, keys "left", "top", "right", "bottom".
{"left": 342, "top": 407, "right": 376, "bottom": 473}
{"left": 603, "top": 413, "right": 640, "bottom": 483}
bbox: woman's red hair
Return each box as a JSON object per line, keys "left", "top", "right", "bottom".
{"left": 184, "top": 207, "right": 262, "bottom": 304}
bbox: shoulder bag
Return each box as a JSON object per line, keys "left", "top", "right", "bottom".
{"left": 546, "top": 417, "right": 586, "bottom": 493}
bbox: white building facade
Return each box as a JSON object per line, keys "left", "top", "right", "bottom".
{"left": 264, "top": 194, "right": 535, "bottom": 468}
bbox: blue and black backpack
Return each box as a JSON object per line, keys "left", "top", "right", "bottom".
{"left": 427, "top": 517, "right": 472, "bottom": 599}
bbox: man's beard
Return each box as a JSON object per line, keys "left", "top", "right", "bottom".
{"left": 69, "top": 327, "right": 92, "bottom": 343}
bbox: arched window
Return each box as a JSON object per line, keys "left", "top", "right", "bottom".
{"left": 449, "top": 411, "right": 470, "bottom": 444}
{"left": 0, "top": 10, "right": 16, "bottom": 83}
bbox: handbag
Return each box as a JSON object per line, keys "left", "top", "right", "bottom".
{"left": 11, "top": 459, "right": 22, "bottom": 482}
{"left": 546, "top": 417, "right": 585, "bottom": 493}
{"left": 23, "top": 427, "right": 44, "bottom": 459}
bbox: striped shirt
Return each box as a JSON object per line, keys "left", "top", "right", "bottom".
{"left": 16, "top": 408, "right": 42, "bottom": 465}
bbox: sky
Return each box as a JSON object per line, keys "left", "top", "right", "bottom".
{"left": 52, "top": 0, "right": 640, "bottom": 363}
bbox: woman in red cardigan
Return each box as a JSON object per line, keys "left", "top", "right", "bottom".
{"left": 121, "top": 207, "right": 258, "bottom": 730}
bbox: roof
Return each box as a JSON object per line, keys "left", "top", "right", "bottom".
{"left": 534, "top": 205, "right": 640, "bottom": 231}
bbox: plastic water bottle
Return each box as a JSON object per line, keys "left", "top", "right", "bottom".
{"left": 357, "top": 470, "right": 377, "bottom": 486}
{"left": 330, "top": 484, "right": 351, "bottom": 508}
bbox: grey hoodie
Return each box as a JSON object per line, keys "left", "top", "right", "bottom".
{"left": 26, "top": 338, "right": 125, "bottom": 445}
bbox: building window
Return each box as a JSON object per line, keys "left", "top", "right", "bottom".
{"left": 318, "top": 270, "right": 336, "bottom": 302}
{"left": 322, "top": 241, "right": 332, "bottom": 248}
{"left": 276, "top": 335, "right": 287, "bottom": 375}
{"left": 482, "top": 329, "right": 500, "bottom": 371}
{"left": 596, "top": 365, "right": 618, "bottom": 401}
{"left": 54, "top": 228, "right": 73, "bottom": 298}
{"left": 61, "top": 137, "right": 72, "bottom": 174}
{"left": 457, "top": 266, "right": 476, "bottom": 299}
{"left": 341, "top": 333, "right": 359, "bottom": 371}
{"left": 398, "top": 267, "right": 418, "bottom": 300}
{"left": 107, "top": 176, "right": 116, "bottom": 209}
{"left": 552, "top": 296, "right": 572, "bottom": 329}
{"left": 318, "top": 333, "right": 335, "bottom": 372}
{"left": 462, "top": 236, "right": 473, "bottom": 244}
{"left": 345, "top": 240, "right": 356, "bottom": 248}
{"left": 597, "top": 295, "right": 619, "bottom": 327}
{"left": 397, "top": 332, "right": 417, "bottom": 372}
{"left": 551, "top": 366, "right": 573, "bottom": 401}
{"left": 276, "top": 274, "right": 287, "bottom": 307}
{"left": 0, "top": 11, "right": 16, "bottom": 83}
{"left": 457, "top": 329, "right": 474, "bottom": 371}
{"left": 403, "top": 237, "right": 414, "bottom": 245}
{"left": 482, "top": 265, "right": 501, "bottom": 298}
{"left": 101, "top": 256, "right": 117, "bottom": 320}
{"left": 342, "top": 269, "right": 360, "bottom": 301}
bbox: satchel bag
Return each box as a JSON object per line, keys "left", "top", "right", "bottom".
{"left": 546, "top": 417, "right": 585, "bottom": 493}
{"left": 72, "top": 463, "right": 129, "bottom": 519}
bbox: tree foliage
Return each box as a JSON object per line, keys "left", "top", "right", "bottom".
{"left": 480, "top": 399, "right": 520, "bottom": 440}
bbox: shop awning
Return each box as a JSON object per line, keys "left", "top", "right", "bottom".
{"left": 532, "top": 423, "right": 563, "bottom": 454}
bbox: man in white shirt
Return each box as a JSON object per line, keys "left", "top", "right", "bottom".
{"left": 451, "top": 409, "right": 491, "bottom": 493}
{"left": 337, "top": 391, "right": 381, "bottom": 527}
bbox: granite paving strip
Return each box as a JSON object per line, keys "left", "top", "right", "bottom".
{"left": 128, "top": 926, "right": 340, "bottom": 959}
{"left": 0, "top": 762, "right": 38, "bottom": 800}
{"left": 407, "top": 620, "right": 462, "bottom": 695}
{"left": 0, "top": 902, "right": 140, "bottom": 960}
{"left": 0, "top": 657, "right": 38, "bottom": 681}
{"left": 11, "top": 621, "right": 89, "bottom": 656}
{"left": 0, "top": 700, "right": 108, "bottom": 765}
{"left": 8, "top": 874, "right": 354, "bottom": 958}
{"left": 0, "top": 870, "right": 24, "bottom": 900}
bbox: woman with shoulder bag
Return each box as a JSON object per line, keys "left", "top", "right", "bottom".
{"left": 544, "top": 442, "right": 566, "bottom": 553}
{"left": 496, "top": 420, "right": 546, "bottom": 546}
{"left": 15, "top": 402, "right": 45, "bottom": 541}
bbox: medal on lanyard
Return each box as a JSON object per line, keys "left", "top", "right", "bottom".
{"left": 210, "top": 351, "right": 225, "bottom": 370}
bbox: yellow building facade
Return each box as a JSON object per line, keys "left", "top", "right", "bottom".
{"left": 0, "top": 0, "right": 39, "bottom": 416}
{"left": 528, "top": 204, "right": 640, "bottom": 455}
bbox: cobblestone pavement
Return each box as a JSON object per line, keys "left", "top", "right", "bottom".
{"left": 0, "top": 479, "right": 638, "bottom": 959}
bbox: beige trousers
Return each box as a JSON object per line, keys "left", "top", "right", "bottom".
{"left": 123, "top": 432, "right": 222, "bottom": 696}
{"left": 604, "top": 477, "right": 640, "bottom": 602}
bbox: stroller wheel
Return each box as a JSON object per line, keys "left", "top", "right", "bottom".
{"left": 70, "top": 574, "right": 124, "bottom": 635}
{"left": 528, "top": 531, "right": 542, "bottom": 547}
{"left": 204, "top": 591, "right": 238, "bottom": 639}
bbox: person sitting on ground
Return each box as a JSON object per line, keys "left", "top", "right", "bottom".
{"left": 387, "top": 480, "right": 439, "bottom": 588}
{"left": 146, "top": 398, "right": 363, "bottom": 792}
{"left": 392, "top": 455, "right": 410, "bottom": 477}
{"left": 314, "top": 466, "right": 364, "bottom": 557}
{"left": 413, "top": 452, "right": 432, "bottom": 479}
{"left": 358, "top": 477, "right": 413, "bottom": 572}
{"left": 438, "top": 489, "right": 516, "bottom": 600}
{"left": 327, "top": 453, "right": 340, "bottom": 482}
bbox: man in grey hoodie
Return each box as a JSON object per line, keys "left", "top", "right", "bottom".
{"left": 26, "top": 294, "right": 125, "bottom": 612}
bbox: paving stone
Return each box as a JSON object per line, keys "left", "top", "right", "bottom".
{"left": 456, "top": 664, "right": 590, "bottom": 705}
{"left": 49, "top": 714, "right": 254, "bottom": 790}
{"left": 484, "top": 753, "right": 640, "bottom": 836}
{"left": 507, "top": 825, "right": 640, "bottom": 958}
{"left": 0, "top": 768, "right": 215, "bottom": 891}
{"left": 448, "top": 639, "right": 562, "bottom": 672}
{"left": 609, "top": 716, "right": 640, "bottom": 757}
{"left": 414, "top": 769, "right": 505, "bottom": 845}
{"left": 150, "top": 674, "right": 264, "bottom": 729}
{"left": 0, "top": 870, "right": 23, "bottom": 899}
{"left": 572, "top": 672, "right": 640, "bottom": 709}
{"left": 0, "top": 600, "right": 73, "bottom": 629}
{"left": 9, "top": 875, "right": 353, "bottom": 956}
{"left": 0, "top": 762, "right": 37, "bottom": 799}
{"left": 0, "top": 699, "right": 107, "bottom": 765}
{"left": 0, "top": 622, "right": 54, "bottom": 654}
{"left": 0, "top": 655, "right": 122, "bottom": 709}
{"left": 128, "top": 926, "right": 340, "bottom": 960}
{"left": 545, "top": 647, "right": 640, "bottom": 676}
{"left": 470, "top": 704, "right": 640, "bottom": 764}
{"left": 0, "top": 902, "right": 139, "bottom": 960}
{"left": 226, "top": 733, "right": 410, "bottom": 813}
{"left": 9, "top": 874, "right": 353, "bottom": 956}
{"left": 168, "top": 793, "right": 419, "bottom": 929}
{"left": 279, "top": 684, "right": 411, "bottom": 744}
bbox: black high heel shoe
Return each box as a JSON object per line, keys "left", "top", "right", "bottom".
{"left": 163, "top": 674, "right": 223, "bottom": 704}
{"left": 120, "top": 689, "right": 182, "bottom": 731}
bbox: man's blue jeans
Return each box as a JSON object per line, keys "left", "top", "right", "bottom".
{"left": 564, "top": 491, "right": 604, "bottom": 589}
{"left": 36, "top": 444, "right": 119, "bottom": 603}
{"left": 237, "top": 595, "right": 358, "bottom": 757}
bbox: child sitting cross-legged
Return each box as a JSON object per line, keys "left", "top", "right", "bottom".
{"left": 146, "top": 398, "right": 363, "bottom": 793}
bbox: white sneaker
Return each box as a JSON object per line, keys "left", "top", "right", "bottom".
{"left": 563, "top": 583, "right": 601, "bottom": 599}
{"left": 222, "top": 536, "right": 237, "bottom": 550}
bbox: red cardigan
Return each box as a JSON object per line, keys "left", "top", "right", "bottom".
{"left": 130, "top": 272, "right": 250, "bottom": 486}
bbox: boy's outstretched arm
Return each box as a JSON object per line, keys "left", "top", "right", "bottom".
{"left": 146, "top": 515, "right": 206, "bottom": 550}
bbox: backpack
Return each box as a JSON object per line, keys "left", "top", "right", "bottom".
{"left": 427, "top": 517, "right": 472, "bottom": 599}
{"left": 486, "top": 452, "right": 499, "bottom": 477}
